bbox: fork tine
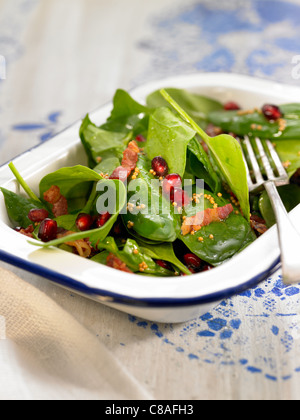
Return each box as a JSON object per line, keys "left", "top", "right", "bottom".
{"left": 266, "top": 140, "right": 288, "bottom": 178}
{"left": 243, "top": 136, "right": 264, "bottom": 184}
{"left": 237, "top": 137, "right": 253, "bottom": 187}
{"left": 255, "top": 137, "right": 275, "bottom": 180}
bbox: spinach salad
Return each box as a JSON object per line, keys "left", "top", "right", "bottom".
{"left": 2, "top": 88, "right": 300, "bottom": 276}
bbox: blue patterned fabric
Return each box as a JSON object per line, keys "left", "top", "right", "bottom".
{"left": 136, "top": 0, "right": 300, "bottom": 83}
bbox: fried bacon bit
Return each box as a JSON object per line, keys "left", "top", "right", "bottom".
{"left": 122, "top": 140, "right": 140, "bottom": 168}
{"left": 250, "top": 215, "right": 268, "bottom": 236}
{"left": 109, "top": 166, "right": 132, "bottom": 183}
{"left": 43, "top": 185, "right": 68, "bottom": 217}
{"left": 43, "top": 185, "right": 61, "bottom": 203}
{"left": 17, "top": 225, "right": 34, "bottom": 238}
{"left": 181, "top": 204, "right": 234, "bottom": 236}
{"left": 106, "top": 253, "right": 133, "bottom": 273}
{"left": 110, "top": 141, "right": 140, "bottom": 182}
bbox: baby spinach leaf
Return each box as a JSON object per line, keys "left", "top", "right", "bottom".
{"left": 39, "top": 165, "right": 103, "bottom": 201}
{"left": 147, "top": 88, "right": 223, "bottom": 126}
{"left": 95, "top": 237, "right": 173, "bottom": 276}
{"left": 146, "top": 107, "right": 196, "bottom": 178}
{"left": 94, "top": 157, "right": 121, "bottom": 177}
{"left": 8, "top": 162, "right": 41, "bottom": 204}
{"left": 180, "top": 214, "right": 254, "bottom": 266}
{"left": 121, "top": 239, "right": 173, "bottom": 276}
{"left": 273, "top": 140, "right": 300, "bottom": 178}
{"left": 259, "top": 184, "right": 300, "bottom": 228}
{"left": 0, "top": 187, "right": 44, "bottom": 229}
{"left": 108, "top": 89, "right": 150, "bottom": 121}
{"left": 80, "top": 114, "right": 130, "bottom": 168}
{"left": 138, "top": 242, "right": 191, "bottom": 275}
{"left": 91, "top": 250, "right": 110, "bottom": 265}
{"left": 160, "top": 89, "right": 250, "bottom": 221}
{"left": 208, "top": 104, "right": 300, "bottom": 140}
{"left": 122, "top": 154, "right": 181, "bottom": 243}
{"left": 54, "top": 214, "right": 78, "bottom": 231}
{"left": 100, "top": 89, "right": 151, "bottom": 137}
{"left": 179, "top": 191, "right": 254, "bottom": 266}
{"left": 188, "top": 138, "right": 221, "bottom": 192}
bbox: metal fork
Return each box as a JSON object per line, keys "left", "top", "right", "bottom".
{"left": 240, "top": 135, "right": 300, "bottom": 285}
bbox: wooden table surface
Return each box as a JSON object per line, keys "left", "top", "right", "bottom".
{"left": 0, "top": 0, "right": 300, "bottom": 400}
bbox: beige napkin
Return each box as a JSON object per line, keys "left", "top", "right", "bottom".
{"left": 0, "top": 267, "right": 152, "bottom": 400}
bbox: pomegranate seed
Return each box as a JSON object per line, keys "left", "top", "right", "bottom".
{"left": 38, "top": 219, "right": 58, "bottom": 242}
{"left": 151, "top": 156, "right": 169, "bottom": 178}
{"left": 156, "top": 260, "right": 172, "bottom": 271}
{"left": 95, "top": 212, "right": 111, "bottom": 228}
{"left": 262, "top": 104, "right": 283, "bottom": 121}
{"left": 28, "top": 208, "right": 49, "bottom": 223}
{"left": 162, "top": 174, "right": 182, "bottom": 199}
{"left": 202, "top": 265, "right": 213, "bottom": 272}
{"left": 184, "top": 253, "right": 202, "bottom": 270}
{"left": 136, "top": 134, "right": 146, "bottom": 143}
{"left": 173, "top": 188, "right": 190, "bottom": 208}
{"left": 76, "top": 213, "right": 94, "bottom": 231}
{"left": 113, "top": 222, "right": 122, "bottom": 236}
{"left": 224, "top": 101, "right": 241, "bottom": 111}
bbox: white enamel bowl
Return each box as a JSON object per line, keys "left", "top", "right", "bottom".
{"left": 0, "top": 73, "right": 299, "bottom": 323}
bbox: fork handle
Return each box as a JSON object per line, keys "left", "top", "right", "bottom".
{"left": 264, "top": 181, "right": 300, "bottom": 284}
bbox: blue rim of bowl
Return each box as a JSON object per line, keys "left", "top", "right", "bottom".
{"left": 0, "top": 247, "right": 281, "bottom": 308}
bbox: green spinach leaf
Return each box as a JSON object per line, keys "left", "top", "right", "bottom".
{"left": 179, "top": 190, "right": 254, "bottom": 266}
{"left": 39, "top": 165, "right": 103, "bottom": 201}
{"left": 138, "top": 242, "right": 191, "bottom": 275}
{"left": 94, "top": 237, "right": 173, "bottom": 276}
{"left": 101, "top": 89, "right": 150, "bottom": 137}
{"left": 80, "top": 114, "right": 130, "bottom": 168}
{"left": 259, "top": 184, "right": 300, "bottom": 227}
{"left": 208, "top": 104, "right": 300, "bottom": 140}
{"left": 0, "top": 187, "right": 44, "bottom": 229}
{"left": 122, "top": 154, "right": 181, "bottom": 243}
{"left": 273, "top": 140, "right": 300, "bottom": 178}
{"left": 147, "top": 88, "right": 223, "bottom": 126}
{"left": 187, "top": 137, "right": 221, "bottom": 192}
{"left": 146, "top": 107, "right": 196, "bottom": 178}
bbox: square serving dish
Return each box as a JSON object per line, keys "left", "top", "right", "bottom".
{"left": 0, "top": 73, "right": 299, "bottom": 323}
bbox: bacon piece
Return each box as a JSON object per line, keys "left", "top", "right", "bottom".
{"left": 43, "top": 185, "right": 68, "bottom": 217}
{"left": 122, "top": 140, "right": 140, "bottom": 168}
{"left": 18, "top": 225, "right": 34, "bottom": 238}
{"left": 250, "top": 215, "right": 268, "bottom": 236}
{"left": 181, "top": 204, "right": 234, "bottom": 236}
{"left": 106, "top": 253, "right": 133, "bottom": 273}
{"left": 109, "top": 166, "right": 131, "bottom": 183}
{"left": 43, "top": 185, "right": 61, "bottom": 204}
{"left": 110, "top": 141, "right": 140, "bottom": 182}
{"left": 52, "top": 196, "right": 68, "bottom": 217}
